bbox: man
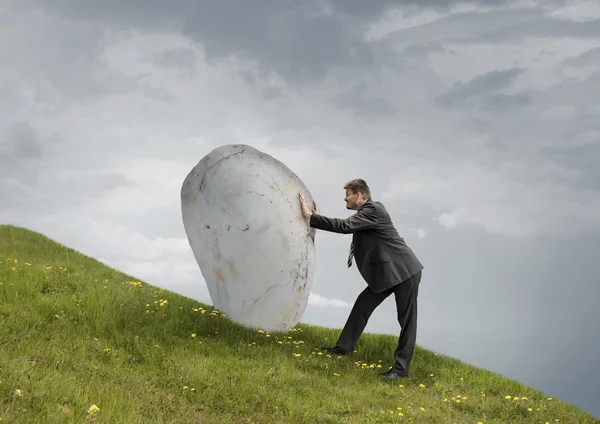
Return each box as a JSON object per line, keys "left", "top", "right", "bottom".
{"left": 298, "top": 178, "right": 424, "bottom": 379}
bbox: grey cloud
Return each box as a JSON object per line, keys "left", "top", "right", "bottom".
{"left": 559, "top": 111, "right": 600, "bottom": 145}
{"left": 76, "top": 172, "right": 134, "bottom": 194}
{"left": 30, "top": 0, "right": 376, "bottom": 85}
{"left": 327, "top": 0, "right": 401, "bottom": 18}
{"left": 141, "top": 87, "right": 177, "bottom": 103}
{"left": 7, "top": 170, "right": 133, "bottom": 201}
{"left": 263, "top": 87, "right": 284, "bottom": 100}
{"left": 466, "top": 71, "right": 600, "bottom": 141}
{"left": 542, "top": 141, "right": 600, "bottom": 191}
{"left": 383, "top": 8, "right": 543, "bottom": 46}
{"left": 182, "top": 4, "right": 375, "bottom": 85}
{"left": 1, "top": 2, "right": 137, "bottom": 102}
{"left": 32, "top": 0, "right": 513, "bottom": 23}
{"left": 151, "top": 48, "right": 197, "bottom": 73}
{"left": 23, "top": 171, "right": 133, "bottom": 215}
{"left": 0, "top": 117, "right": 135, "bottom": 215}
{"left": 2, "top": 121, "right": 42, "bottom": 159}
{"left": 0, "top": 122, "right": 45, "bottom": 198}
{"left": 28, "top": 0, "right": 182, "bottom": 31}
{"left": 240, "top": 71, "right": 257, "bottom": 87}
{"left": 32, "top": 0, "right": 508, "bottom": 88}
{"left": 437, "top": 67, "right": 525, "bottom": 107}
{"left": 562, "top": 46, "right": 600, "bottom": 68}
{"left": 456, "top": 17, "right": 600, "bottom": 44}
{"left": 479, "top": 92, "right": 532, "bottom": 111}
{"left": 382, "top": 3, "right": 598, "bottom": 49}
{"left": 27, "top": 0, "right": 577, "bottom": 90}
{"left": 110, "top": 204, "right": 186, "bottom": 239}
{"left": 334, "top": 82, "right": 395, "bottom": 119}
{"left": 403, "top": 41, "right": 447, "bottom": 57}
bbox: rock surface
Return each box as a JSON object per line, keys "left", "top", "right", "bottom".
{"left": 181, "top": 144, "right": 317, "bottom": 332}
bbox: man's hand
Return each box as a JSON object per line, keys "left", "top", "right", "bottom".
{"left": 299, "top": 192, "right": 318, "bottom": 219}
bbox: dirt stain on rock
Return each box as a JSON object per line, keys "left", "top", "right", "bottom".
{"left": 215, "top": 267, "right": 225, "bottom": 282}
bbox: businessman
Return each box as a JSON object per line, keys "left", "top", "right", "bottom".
{"left": 298, "top": 178, "right": 424, "bottom": 379}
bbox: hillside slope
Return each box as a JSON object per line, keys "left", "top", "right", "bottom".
{"left": 1, "top": 224, "right": 598, "bottom": 424}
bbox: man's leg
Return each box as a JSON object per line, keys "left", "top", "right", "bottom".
{"left": 332, "top": 286, "right": 392, "bottom": 353}
{"left": 390, "top": 271, "right": 421, "bottom": 375}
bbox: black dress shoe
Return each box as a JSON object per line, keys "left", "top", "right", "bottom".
{"left": 379, "top": 370, "right": 407, "bottom": 379}
{"left": 321, "top": 346, "right": 351, "bottom": 355}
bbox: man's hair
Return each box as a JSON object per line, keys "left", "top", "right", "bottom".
{"left": 344, "top": 178, "right": 371, "bottom": 199}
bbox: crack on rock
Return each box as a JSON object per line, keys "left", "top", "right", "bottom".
{"left": 247, "top": 190, "right": 273, "bottom": 203}
{"left": 199, "top": 148, "right": 247, "bottom": 193}
{"left": 210, "top": 229, "right": 221, "bottom": 263}
{"left": 303, "top": 236, "right": 310, "bottom": 290}
{"left": 248, "top": 282, "right": 287, "bottom": 306}
{"left": 270, "top": 177, "right": 293, "bottom": 209}
{"left": 290, "top": 242, "right": 310, "bottom": 292}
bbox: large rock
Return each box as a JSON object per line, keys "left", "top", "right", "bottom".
{"left": 181, "top": 144, "right": 317, "bottom": 332}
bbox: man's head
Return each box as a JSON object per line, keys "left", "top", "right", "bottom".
{"left": 343, "top": 178, "right": 371, "bottom": 210}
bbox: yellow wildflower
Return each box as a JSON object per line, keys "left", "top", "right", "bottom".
{"left": 87, "top": 405, "right": 100, "bottom": 414}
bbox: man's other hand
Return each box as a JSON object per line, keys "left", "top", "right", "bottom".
{"left": 299, "top": 192, "right": 318, "bottom": 219}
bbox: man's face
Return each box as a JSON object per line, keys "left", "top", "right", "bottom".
{"left": 344, "top": 188, "right": 361, "bottom": 210}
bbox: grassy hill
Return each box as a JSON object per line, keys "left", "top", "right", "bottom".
{"left": 0, "top": 224, "right": 597, "bottom": 424}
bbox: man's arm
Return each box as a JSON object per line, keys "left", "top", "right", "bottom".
{"left": 309, "top": 203, "right": 378, "bottom": 234}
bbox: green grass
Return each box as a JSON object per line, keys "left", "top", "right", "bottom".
{"left": 0, "top": 224, "right": 597, "bottom": 424}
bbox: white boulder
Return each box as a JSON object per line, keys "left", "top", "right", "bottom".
{"left": 181, "top": 144, "right": 317, "bottom": 332}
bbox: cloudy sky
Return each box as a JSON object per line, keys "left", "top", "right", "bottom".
{"left": 2, "top": 0, "right": 599, "bottom": 418}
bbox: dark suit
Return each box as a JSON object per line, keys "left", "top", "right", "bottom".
{"left": 309, "top": 199, "right": 424, "bottom": 375}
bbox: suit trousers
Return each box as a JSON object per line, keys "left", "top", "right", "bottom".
{"left": 336, "top": 270, "right": 422, "bottom": 375}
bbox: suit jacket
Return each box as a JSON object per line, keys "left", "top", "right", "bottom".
{"left": 309, "top": 199, "right": 424, "bottom": 293}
